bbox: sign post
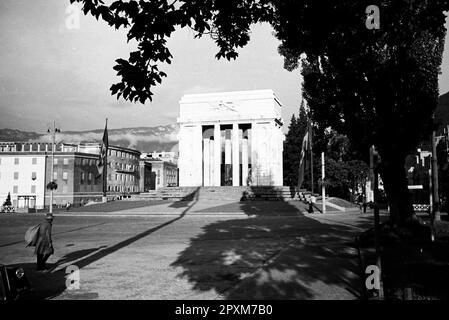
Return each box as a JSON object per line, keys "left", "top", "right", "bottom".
{"left": 321, "top": 152, "right": 326, "bottom": 214}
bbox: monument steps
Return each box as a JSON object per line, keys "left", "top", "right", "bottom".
{"left": 132, "top": 186, "right": 309, "bottom": 201}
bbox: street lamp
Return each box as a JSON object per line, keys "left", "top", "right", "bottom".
{"left": 47, "top": 121, "right": 60, "bottom": 213}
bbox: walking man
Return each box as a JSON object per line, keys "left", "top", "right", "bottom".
{"left": 35, "top": 213, "right": 54, "bottom": 272}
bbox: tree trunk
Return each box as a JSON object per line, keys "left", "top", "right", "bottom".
{"left": 378, "top": 155, "right": 415, "bottom": 226}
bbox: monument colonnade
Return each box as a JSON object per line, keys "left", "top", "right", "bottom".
{"left": 177, "top": 90, "right": 284, "bottom": 187}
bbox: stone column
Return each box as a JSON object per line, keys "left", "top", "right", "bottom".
{"left": 225, "top": 132, "right": 232, "bottom": 186}
{"left": 203, "top": 138, "right": 210, "bottom": 186}
{"left": 242, "top": 138, "right": 248, "bottom": 186}
{"left": 209, "top": 138, "right": 214, "bottom": 186}
{"left": 139, "top": 162, "right": 145, "bottom": 192}
{"left": 214, "top": 124, "right": 221, "bottom": 186}
{"left": 251, "top": 123, "right": 257, "bottom": 185}
{"left": 232, "top": 123, "right": 239, "bottom": 186}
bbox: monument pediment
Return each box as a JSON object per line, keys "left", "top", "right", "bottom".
{"left": 178, "top": 90, "right": 282, "bottom": 123}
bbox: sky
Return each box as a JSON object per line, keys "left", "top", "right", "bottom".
{"left": 0, "top": 0, "right": 448, "bottom": 134}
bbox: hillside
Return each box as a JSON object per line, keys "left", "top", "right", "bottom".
{"left": 0, "top": 124, "right": 178, "bottom": 153}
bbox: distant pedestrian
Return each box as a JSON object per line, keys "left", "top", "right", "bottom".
{"left": 65, "top": 202, "right": 71, "bottom": 211}
{"left": 35, "top": 214, "right": 54, "bottom": 272}
{"left": 308, "top": 199, "right": 314, "bottom": 213}
{"left": 247, "top": 169, "right": 253, "bottom": 186}
{"left": 362, "top": 201, "right": 367, "bottom": 214}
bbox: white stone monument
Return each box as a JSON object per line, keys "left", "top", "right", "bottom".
{"left": 177, "top": 90, "right": 284, "bottom": 187}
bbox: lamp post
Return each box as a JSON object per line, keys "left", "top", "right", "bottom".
{"left": 431, "top": 131, "right": 442, "bottom": 222}
{"left": 47, "top": 121, "right": 60, "bottom": 213}
{"left": 321, "top": 152, "right": 326, "bottom": 213}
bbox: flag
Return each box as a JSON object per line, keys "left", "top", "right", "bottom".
{"left": 97, "top": 120, "right": 108, "bottom": 178}
{"left": 298, "top": 123, "right": 311, "bottom": 189}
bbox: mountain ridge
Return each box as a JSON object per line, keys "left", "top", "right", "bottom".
{"left": 0, "top": 124, "right": 179, "bottom": 153}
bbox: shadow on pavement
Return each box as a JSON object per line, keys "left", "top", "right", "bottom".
{"left": 12, "top": 188, "right": 201, "bottom": 300}
{"left": 194, "top": 201, "right": 305, "bottom": 216}
{"left": 171, "top": 187, "right": 374, "bottom": 299}
{"left": 0, "top": 222, "right": 109, "bottom": 248}
{"left": 67, "top": 200, "right": 169, "bottom": 213}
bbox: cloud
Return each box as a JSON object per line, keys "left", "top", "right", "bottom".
{"left": 28, "top": 128, "right": 179, "bottom": 149}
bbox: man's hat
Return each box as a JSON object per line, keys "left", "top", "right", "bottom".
{"left": 45, "top": 213, "right": 54, "bottom": 220}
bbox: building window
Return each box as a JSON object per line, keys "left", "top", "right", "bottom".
{"left": 88, "top": 173, "right": 93, "bottom": 184}
{"left": 81, "top": 172, "right": 85, "bottom": 184}
{"left": 14, "top": 172, "right": 19, "bottom": 180}
{"left": 13, "top": 185, "right": 18, "bottom": 194}
{"left": 31, "top": 172, "right": 37, "bottom": 180}
{"left": 14, "top": 158, "right": 19, "bottom": 165}
{"left": 32, "top": 157, "right": 37, "bottom": 165}
{"left": 53, "top": 172, "right": 58, "bottom": 180}
{"left": 63, "top": 185, "right": 68, "bottom": 193}
{"left": 53, "top": 158, "right": 58, "bottom": 165}
{"left": 63, "top": 172, "right": 68, "bottom": 180}
{"left": 31, "top": 185, "right": 36, "bottom": 193}
{"left": 63, "top": 158, "right": 69, "bottom": 165}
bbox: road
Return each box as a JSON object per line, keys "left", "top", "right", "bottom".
{"left": 0, "top": 202, "right": 376, "bottom": 300}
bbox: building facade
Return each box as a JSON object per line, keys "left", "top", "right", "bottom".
{"left": 0, "top": 142, "right": 143, "bottom": 209}
{"left": 0, "top": 149, "right": 47, "bottom": 210}
{"left": 141, "top": 151, "right": 178, "bottom": 165}
{"left": 177, "top": 90, "right": 284, "bottom": 187}
{"left": 78, "top": 143, "right": 141, "bottom": 194}
{"left": 0, "top": 142, "right": 103, "bottom": 209}
{"left": 139, "top": 160, "right": 153, "bottom": 192}
{"left": 44, "top": 152, "right": 102, "bottom": 207}
{"left": 142, "top": 159, "right": 178, "bottom": 190}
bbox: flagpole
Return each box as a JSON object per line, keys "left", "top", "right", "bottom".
{"left": 310, "top": 125, "right": 314, "bottom": 196}
{"left": 103, "top": 118, "right": 108, "bottom": 202}
{"left": 322, "top": 151, "right": 326, "bottom": 214}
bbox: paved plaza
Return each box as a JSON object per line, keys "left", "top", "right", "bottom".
{"left": 0, "top": 199, "right": 376, "bottom": 300}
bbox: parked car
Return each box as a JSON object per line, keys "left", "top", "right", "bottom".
{"left": 0, "top": 264, "right": 31, "bottom": 300}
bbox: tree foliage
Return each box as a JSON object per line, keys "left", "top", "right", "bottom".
{"left": 72, "top": 0, "right": 449, "bottom": 226}
{"left": 2, "top": 192, "right": 12, "bottom": 207}
{"left": 46, "top": 181, "right": 58, "bottom": 190}
{"left": 283, "top": 100, "right": 308, "bottom": 186}
{"left": 322, "top": 131, "right": 370, "bottom": 201}
{"left": 285, "top": 1, "right": 448, "bottom": 225}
